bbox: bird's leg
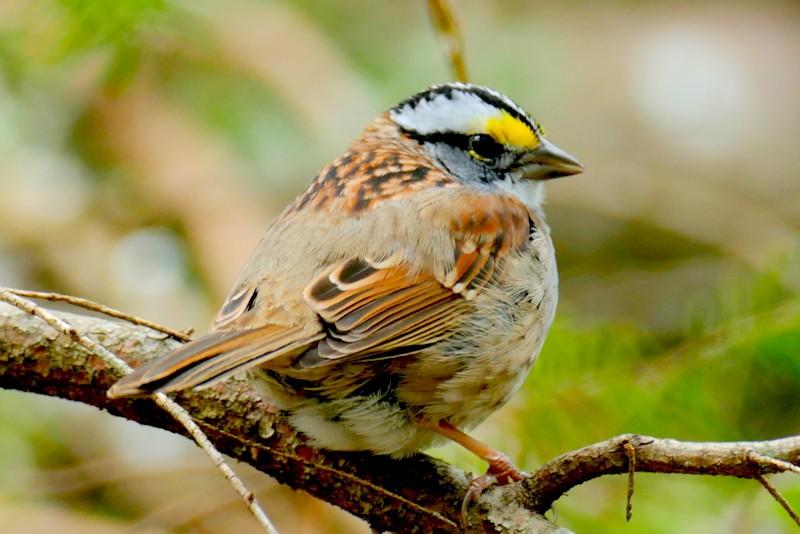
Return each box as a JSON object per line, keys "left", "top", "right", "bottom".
{"left": 421, "top": 419, "right": 528, "bottom": 491}
{"left": 419, "top": 418, "right": 529, "bottom": 525}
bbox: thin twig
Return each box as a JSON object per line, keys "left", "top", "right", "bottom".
{"left": 750, "top": 450, "right": 800, "bottom": 477}
{"left": 426, "top": 0, "right": 469, "bottom": 82}
{"left": 756, "top": 475, "right": 800, "bottom": 527}
{"left": 4, "top": 288, "right": 192, "bottom": 342}
{"left": 0, "top": 289, "right": 279, "bottom": 534}
{"left": 208, "top": 422, "right": 459, "bottom": 531}
{"left": 622, "top": 438, "right": 635, "bottom": 522}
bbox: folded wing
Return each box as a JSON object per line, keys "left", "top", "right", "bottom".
{"left": 107, "top": 191, "right": 533, "bottom": 398}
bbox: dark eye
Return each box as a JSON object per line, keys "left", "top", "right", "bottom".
{"left": 468, "top": 134, "right": 504, "bottom": 161}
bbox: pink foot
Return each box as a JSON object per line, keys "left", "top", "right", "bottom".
{"left": 461, "top": 452, "right": 528, "bottom": 521}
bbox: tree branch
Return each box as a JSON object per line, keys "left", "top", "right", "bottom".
{"left": 519, "top": 434, "right": 800, "bottom": 514}
{"left": 0, "top": 304, "right": 558, "bottom": 533}
{"left": 1, "top": 302, "right": 798, "bottom": 532}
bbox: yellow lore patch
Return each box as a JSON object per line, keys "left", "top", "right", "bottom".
{"left": 485, "top": 112, "right": 539, "bottom": 149}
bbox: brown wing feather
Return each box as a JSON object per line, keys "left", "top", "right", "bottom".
{"left": 303, "top": 258, "right": 461, "bottom": 361}
{"left": 438, "top": 193, "right": 530, "bottom": 298}
{"left": 107, "top": 324, "right": 323, "bottom": 398}
{"left": 299, "top": 193, "right": 531, "bottom": 367}
{"left": 212, "top": 284, "right": 258, "bottom": 330}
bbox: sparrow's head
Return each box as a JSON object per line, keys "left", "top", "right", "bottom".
{"left": 389, "top": 83, "right": 583, "bottom": 192}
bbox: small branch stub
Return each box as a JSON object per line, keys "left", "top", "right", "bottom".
{"left": 623, "top": 437, "right": 636, "bottom": 522}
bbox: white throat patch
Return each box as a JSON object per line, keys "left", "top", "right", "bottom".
{"left": 497, "top": 176, "right": 545, "bottom": 212}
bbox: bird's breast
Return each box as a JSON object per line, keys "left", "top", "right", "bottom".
{"left": 398, "top": 225, "right": 558, "bottom": 427}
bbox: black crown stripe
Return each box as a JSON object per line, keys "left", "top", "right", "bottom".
{"left": 391, "top": 83, "right": 534, "bottom": 132}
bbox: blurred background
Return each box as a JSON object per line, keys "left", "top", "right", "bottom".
{"left": 0, "top": 0, "right": 798, "bottom": 532}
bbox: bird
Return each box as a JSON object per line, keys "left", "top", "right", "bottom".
{"left": 108, "top": 82, "right": 583, "bottom": 492}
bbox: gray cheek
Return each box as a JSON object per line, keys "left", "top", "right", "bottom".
{"left": 428, "top": 143, "right": 494, "bottom": 185}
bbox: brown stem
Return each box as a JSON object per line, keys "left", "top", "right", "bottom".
{"left": 519, "top": 434, "right": 800, "bottom": 515}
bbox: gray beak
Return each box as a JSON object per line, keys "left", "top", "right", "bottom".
{"left": 520, "top": 138, "right": 584, "bottom": 180}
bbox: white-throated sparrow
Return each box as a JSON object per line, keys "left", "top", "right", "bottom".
{"left": 109, "top": 82, "right": 583, "bottom": 488}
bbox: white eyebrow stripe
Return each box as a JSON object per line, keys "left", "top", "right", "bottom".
{"left": 389, "top": 90, "right": 503, "bottom": 135}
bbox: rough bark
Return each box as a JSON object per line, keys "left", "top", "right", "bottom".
{"left": 1, "top": 304, "right": 798, "bottom": 532}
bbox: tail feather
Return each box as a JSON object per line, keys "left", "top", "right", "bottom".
{"left": 107, "top": 325, "right": 322, "bottom": 398}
